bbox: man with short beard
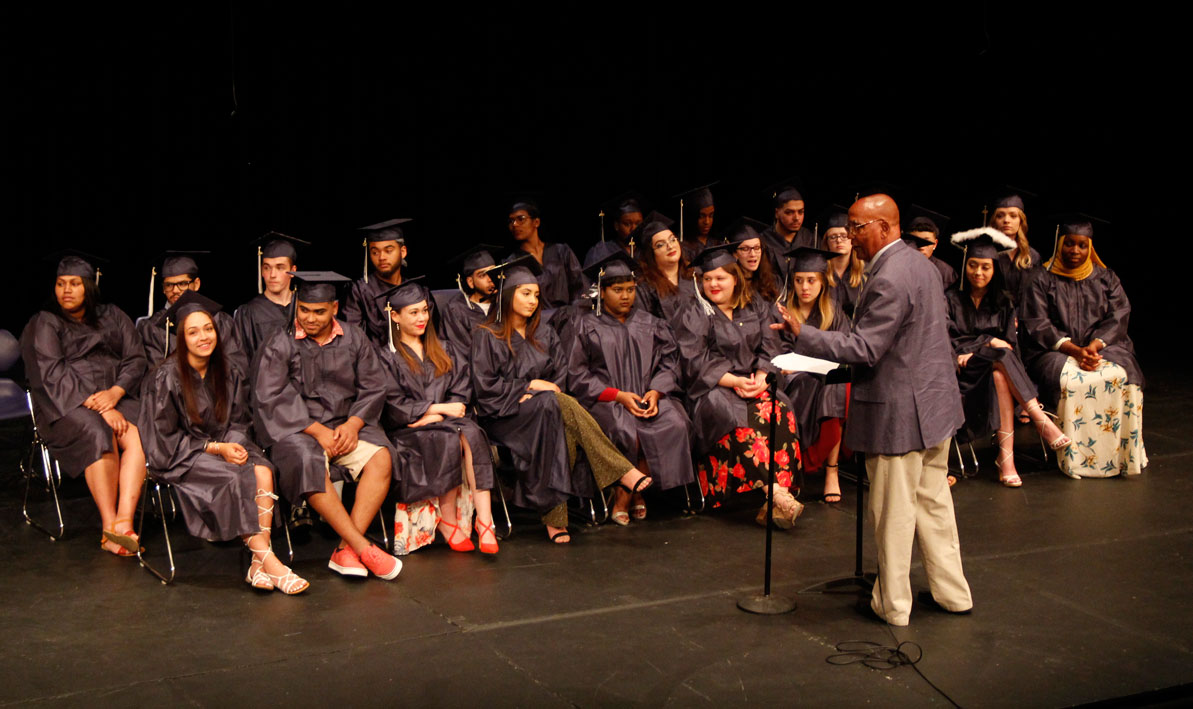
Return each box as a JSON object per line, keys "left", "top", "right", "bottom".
{"left": 760, "top": 182, "right": 818, "bottom": 282}
{"left": 341, "top": 218, "right": 412, "bottom": 348}
{"left": 438, "top": 245, "right": 500, "bottom": 349}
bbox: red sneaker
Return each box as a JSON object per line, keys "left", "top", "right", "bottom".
{"left": 360, "top": 544, "right": 402, "bottom": 581}
{"left": 328, "top": 546, "right": 368, "bottom": 578}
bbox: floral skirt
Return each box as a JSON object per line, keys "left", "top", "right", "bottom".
{"left": 1057, "top": 357, "right": 1147, "bottom": 479}
{"left": 697, "top": 394, "right": 801, "bottom": 508}
{"left": 392, "top": 485, "right": 474, "bottom": 555}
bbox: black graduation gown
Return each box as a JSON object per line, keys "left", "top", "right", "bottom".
{"left": 761, "top": 226, "right": 817, "bottom": 283}
{"left": 139, "top": 361, "right": 274, "bottom": 540}
{"left": 507, "top": 243, "right": 584, "bottom": 310}
{"left": 341, "top": 274, "right": 402, "bottom": 349}
{"left": 997, "top": 246, "right": 1042, "bottom": 307}
{"left": 234, "top": 294, "right": 293, "bottom": 365}
{"left": 946, "top": 288, "right": 1038, "bottom": 442}
{"left": 471, "top": 324, "right": 594, "bottom": 512}
{"left": 20, "top": 305, "right": 147, "bottom": 476}
{"left": 832, "top": 273, "right": 863, "bottom": 319}
{"left": 930, "top": 256, "right": 958, "bottom": 291}
{"left": 636, "top": 277, "right": 698, "bottom": 326}
{"left": 437, "top": 291, "right": 492, "bottom": 351}
{"left": 1019, "top": 265, "right": 1143, "bottom": 405}
{"left": 681, "top": 238, "right": 710, "bottom": 266}
{"left": 379, "top": 341, "right": 494, "bottom": 502}
{"left": 567, "top": 307, "right": 694, "bottom": 490}
{"left": 780, "top": 304, "right": 851, "bottom": 446}
{"left": 672, "top": 299, "right": 791, "bottom": 454}
{"left": 251, "top": 322, "right": 396, "bottom": 504}
{"left": 138, "top": 308, "right": 247, "bottom": 375}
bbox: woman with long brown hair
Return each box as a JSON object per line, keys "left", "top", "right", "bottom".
{"left": 377, "top": 279, "right": 500, "bottom": 555}
{"left": 139, "top": 292, "right": 307, "bottom": 593}
{"left": 633, "top": 214, "right": 697, "bottom": 323}
{"left": 470, "top": 256, "right": 653, "bottom": 543}
{"left": 820, "top": 211, "right": 864, "bottom": 318}
{"left": 986, "top": 194, "right": 1041, "bottom": 305}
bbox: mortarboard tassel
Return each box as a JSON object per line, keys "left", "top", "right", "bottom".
{"left": 456, "top": 274, "right": 478, "bottom": 312}
{"left": 148, "top": 266, "right": 157, "bottom": 317}
{"left": 693, "top": 273, "right": 715, "bottom": 316}
{"left": 598, "top": 209, "right": 605, "bottom": 243}
{"left": 163, "top": 317, "right": 171, "bottom": 357}
{"left": 386, "top": 302, "right": 396, "bottom": 353}
{"left": 257, "top": 246, "right": 263, "bottom": 295}
{"left": 678, "top": 197, "right": 685, "bottom": 241}
{"left": 362, "top": 238, "right": 369, "bottom": 284}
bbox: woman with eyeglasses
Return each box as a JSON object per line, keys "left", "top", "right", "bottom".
{"left": 726, "top": 220, "right": 782, "bottom": 311}
{"left": 506, "top": 198, "right": 584, "bottom": 312}
{"left": 820, "top": 211, "right": 864, "bottom": 318}
{"left": 636, "top": 216, "right": 697, "bottom": 324}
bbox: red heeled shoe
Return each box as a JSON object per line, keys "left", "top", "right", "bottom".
{"left": 474, "top": 518, "right": 499, "bottom": 555}
{"left": 438, "top": 519, "right": 475, "bottom": 552}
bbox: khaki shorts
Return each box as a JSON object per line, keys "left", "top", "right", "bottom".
{"left": 327, "top": 441, "right": 385, "bottom": 481}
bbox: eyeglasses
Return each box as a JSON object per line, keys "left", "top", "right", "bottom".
{"left": 826, "top": 233, "right": 851, "bottom": 243}
{"left": 508, "top": 215, "right": 530, "bottom": 225}
{"left": 847, "top": 219, "right": 884, "bottom": 235}
{"left": 163, "top": 279, "right": 195, "bottom": 292}
{"left": 736, "top": 244, "right": 762, "bottom": 254}
{"left": 652, "top": 235, "right": 679, "bottom": 250}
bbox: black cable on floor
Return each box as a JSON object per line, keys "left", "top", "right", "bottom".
{"left": 827, "top": 634, "right": 961, "bottom": 708}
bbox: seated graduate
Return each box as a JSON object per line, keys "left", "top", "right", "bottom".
{"left": 634, "top": 213, "right": 697, "bottom": 324}
{"left": 820, "top": 210, "right": 864, "bottom": 318}
{"left": 946, "top": 229, "right": 1071, "bottom": 488}
{"left": 586, "top": 191, "right": 647, "bottom": 264}
{"left": 437, "top": 244, "right": 500, "bottom": 350}
{"left": 341, "top": 218, "right": 414, "bottom": 348}
{"left": 139, "top": 292, "right": 307, "bottom": 593}
{"left": 726, "top": 217, "right": 782, "bottom": 314}
{"left": 672, "top": 244, "right": 803, "bottom": 527}
{"left": 252, "top": 272, "right": 402, "bottom": 581}
{"left": 759, "top": 179, "right": 818, "bottom": 283}
{"left": 1019, "top": 217, "right": 1146, "bottom": 478}
{"left": 235, "top": 232, "right": 306, "bottom": 364}
{"left": 986, "top": 193, "right": 1041, "bottom": 306}
{"left": 138, "top": 252, "right": 246, "bottom": 373}
{"left": 20, "top": 253, "right": 147, "bottom": 557}
{"left": 901, "top": 231, "right": 954, "bottom": 292}
{"left": 470, "top": 256, "right": 653, "bottom": 544}
{"left": 376, "top": 278, "right": 500, "bottom": 555}
{"left": 778, "top": 247, "right": 850, "bottom": 503}
{"left": 676, "top": 183, "right": 718, "bottom": 265}
{"left": 566, "top": 251, "right": 695, "bottom": 524}
{"left": 506, "top": 197, "right": 584, "bottom": 312}
{"left": 905, "top": 206, "right": 958, "bottom": 290}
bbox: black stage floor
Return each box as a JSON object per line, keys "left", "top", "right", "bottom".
{"left": 3, "top": 368, "right": 1191, "bottom": 708}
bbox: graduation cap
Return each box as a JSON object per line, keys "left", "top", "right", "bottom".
{"left": 628, "top": 211, "right": 676, "bottom": 254}
{"left": 291, "top": 271, "right": 351, "bottom": 303}
{"left": 583, "top": 251, "right": 638, "bottom": 314}
{"left": 599, "top": 190, "right": 648, "bottom": 249}
{"left": 901, "top": 232, "right": 935, "bottom": 249}
{"left": 905, "top": 204, "right": 952, "bottom": 240}
{"left": 582, "top": 240, "right": 626, "bottom": 271}
{"left": 672, "top": 181, "right": 718, "bottom": 240}
{"left": 358, "top": 218, "right": 413, "bottom": 283}
{"left": 949, "top": 227, "right": 1017, "bottom": 260}
{"left": 372, "top": 276, "right": 431, "bottom": 352}
{"left": 146, "top": 250, "right": 209, "bottom": 317}
{"left": 690, "top": 243, "right": 739, "bottom": 315}
{"left": 450, "top": 244, "right": 502, "bottom": 276}
{"left": 812, "top": 206, "right": 851, "bottom": 246}
{"left": 157, "top": 291, "right": 223, "bottom": 358}
{"left": 720, "top": 216, "right": 769, "bottom": 246}
{"left": 765, "top": 176, "right": 806, "bottom": 207}
{"left": 982, "top": 185, "right": 1038, "bottom": 225}
{"left": 784, "top": 247, "right": 841, "bottom": 274}
{"left": 49, "top": 249, "right": 107, "bottom": 285}
{"left": 486, "top": 254, "right": 543, "bottom": 321}
{"left": 252, "top": 231, "right": 309, "bottom": 294}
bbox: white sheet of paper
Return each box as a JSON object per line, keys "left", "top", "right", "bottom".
{"left": 771, "top": 352, "right": 841, "bottom": 375}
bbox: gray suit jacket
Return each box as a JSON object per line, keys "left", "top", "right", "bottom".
{"left": 794, "top": 239, "right": 963, "bottom": 456}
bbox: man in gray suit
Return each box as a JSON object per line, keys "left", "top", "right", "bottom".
{"left": 775, "top": 193, "right": 972, "bottom": 626}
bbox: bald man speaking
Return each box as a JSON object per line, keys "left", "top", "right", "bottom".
{"left": 774, "top": 194, "right": 972, "bottom": 626}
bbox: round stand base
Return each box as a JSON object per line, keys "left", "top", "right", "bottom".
{"left": 737, "top": 594, "right": 797, "bottom": 615}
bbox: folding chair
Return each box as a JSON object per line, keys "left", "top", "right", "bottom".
{"left": 21, "top": 390, "right": 65, "bottom": 540}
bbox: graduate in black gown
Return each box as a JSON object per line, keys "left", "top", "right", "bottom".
{"left": 376, "top": 279, "right": 499, "bottom": 555}
{"left": 945, "top": 228, "right": 1070, "bottom": 488}
{"left": 585, "top": 191, "right": 647, "bottom": 264}
{"left": 437, "top": 245, "right": 499, "bottom": 351}
{"left": 234, "top": 232, "right": 306, "bottom": 364}
{"left": 760, "top": 180, "right": 818, "bottom": 283}
{"left": 636, "top": 214, "right": 697, "bottom": 325}
{"left": 820, "top": 211, "right": 864, "bottom": 318}
{"left": 725, "top": 217, "right": 783, "bottom": 314}
{"left": 672, "top": 244, "right": 803, "bottom": 527}
{"left": 778, "top": 247, "right": 850, "bottom": 503}
{"left": 139, "top": 292, "right": 308, "bottom": 593}
{"left": 341, "top": 218, "right": 414, "bottom": 348}
{"left": 252, "top": 272, "right": 402, "bottom": 581}
{"left": 20, "top": 254, "right": 147, "bottom": 557}
{"left": 506, "top": 198, "right": 584, "bottom": 312}
{"left": 470, "top": 256, "right": 652, "bottom": 543}
{"left": 676, "top": 183, "right": 717, "bottom": 265}
{"left": 986, "top": 193, "right": 1042, "bottom": 306}
{"left": 138, "top": 253, "right": 246, "bottom": 373}
{"left": 567, "top": 251, "right": 695, "bottom": 524}
{"left": 905, "top": 208, "right": 958, "bottom": 290}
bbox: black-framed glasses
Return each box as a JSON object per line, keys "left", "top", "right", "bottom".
{"left": 736, "top": 244, "right": 762, "bottom": 254}
{"left": 163, "top": 279, "right": 195, "bottom": 292}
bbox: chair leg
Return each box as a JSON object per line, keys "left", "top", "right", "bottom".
{"left": 967, "top": 441, "right": 979, "bottom": 472}
{"left": 952, "top": 437, "right": 967, "bottom": 477}
{"left": 492, "top": 478, "right": 513, "bottom": 540}
{"left": 375, "top": 504, "right": 391, "bottom": 554}
{"left": 682, "top": 477, "right": 706, "bottom": 514}
{"left": 22, "top": 442, "right": 65, "bottom": 541}
{"left": 136, "top": 480, "right": 176, "bottom": 585}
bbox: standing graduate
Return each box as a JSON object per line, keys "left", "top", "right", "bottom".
{"left": 945, "top": 229, "right": 1070, "bottom": 488}
{"left": 139, "top": 291, "right": 308, "bottom": 593}
{"left": 437, "top": 245, "right": 500, "bottom": 350}
{"left": 252, "top": 272, "right": 402, "bottom": 581}
{"left": 506, "top": 198, "right": 584, "bottom": 312}
{"left": 21, "top": 253, "right": 147, "bottom": 557}
{"left": 672, "top": 244, "right": 803, "bottom": 527}
{"left": 636, "top": 213, "right": 697, "bottom": 324}
{"left": 341, "top": 218, "right": 414, "bottom": 348}
{"left": 760, "top": 179, "right": 818, "bottom": 282}
{"left": 376, "top": 278, "right": 500, "bottom": 555}
{"left": 676, "top": 183, "right": 717, "bottom": 264}
{"left": 567, "top": 251, "right": 695, "bottom": 524}
{"left": 470, "top": 256, "right": 652, "bottom": 543}
{"left": 234, "top": 232, "right": 306, "bottom": 363}
{"left": 138, "top": 252, "right": 246, "bottom": 373}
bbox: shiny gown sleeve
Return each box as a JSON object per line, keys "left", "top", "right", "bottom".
{"left": 470, "top": 328, "right": 528, "bottom": 418}
{"left": 647, "top": 319, "right": 681, "bottom": 396}
{"left": 251, "top": 332, "right": 313, "bottom": 447}
{"left": 673, "top": 304, "right": 732, "bottom": 400}
{"left": 113, "top": 309, "right": 148, "bottom": 396}
{"left": 138, "top": 367, "right": 207, "bottom": 474}
{"left": 20, "top": 314, "right": 90, "bottom": 424}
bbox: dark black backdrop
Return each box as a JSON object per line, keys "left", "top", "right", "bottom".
{"left": 8, "top": 4, "right": 1151, "bottom": 352}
